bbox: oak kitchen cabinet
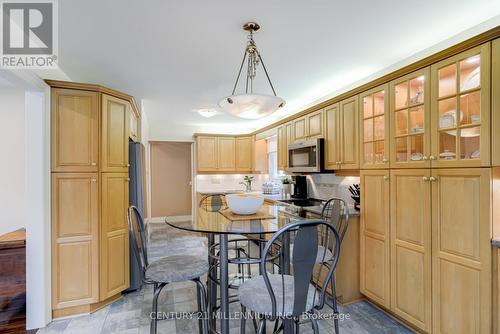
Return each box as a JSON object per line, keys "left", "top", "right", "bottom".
{"left": 196, "top": 135, "right": 254, "bottom": 173}
{"left": 390, "top": 67, "right": 431, "bottom": 168}
{"left": 49, "top": 81, "right": 138, "bottom": 318}
{"left": 493, "top": 38, "right": 500, "bottom": 166}
{"left": 277, "top": 121, "right": 295, "bottom": 170}
{"left": 292, "top": 109, "right": 325, "bottom": 142}
{"left": 362, "top": 168, "right": 491, "bottom": 333}
{"left": 129, "top": 103, "right": 139, "bottom": 142}
{"left": 51, "top": 89, "right": 99, "bottom": 172}
{"left": 236, "top": 136, "right": 254, "bottom": 171}
{"left": 430, "top": 42, "right": 491, "bottom": 168}
{"left": 390, "top": 169, "right": 432, "bottom": 332}
{"left": 360, "top": 84, "right": 390, "bottom": 169}
{"left": 360, "top": 169, "right": 391, "bottom": 308}
{"left": 325, "top": 96, "right": 359, "bottom": 170}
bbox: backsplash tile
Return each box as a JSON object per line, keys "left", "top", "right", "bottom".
{"left": 307, "top": 174, "right": 360, "bottom": 207}
{"left": 196, "top": 174, "right": 270, "bottom": 192}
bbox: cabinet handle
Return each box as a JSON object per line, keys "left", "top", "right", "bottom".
{"left": 126, "top": 178, "right": 130, "bottom": 181}
{"left": 422, "top": 156, "right": 428, "bottom": 161}
{"left": 383, "top": 175, "right": 389, "bottom": 180}
{"left": 429, "top": 155, "right": 436, "bottom": 160}
{"left": 382, "top": 158, "right": 388, "bottom": 163}
{"left": 91, "top": 162, "right": 97, "bottom": 166}
{"left": 91, "top": 178, "right": 97, "bottom": 182}
{"left": 127, "top": 164, "right": 131, "bottom": 167}
{"left": 429, "top": 176, "right": 437, "bottom": 182}
{"left": 422, "top": 176, "right": 429, "bottom": 182}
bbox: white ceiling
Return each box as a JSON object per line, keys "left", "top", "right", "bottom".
{"left": 51, "top": 0, "right": 500, "bottom": 140}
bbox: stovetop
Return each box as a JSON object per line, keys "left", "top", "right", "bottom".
{"left": 276, "top": 198, "right": 324, "bottom": 217}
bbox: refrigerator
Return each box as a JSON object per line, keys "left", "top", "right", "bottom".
{"left": 127, "top": 140, "right": 144, "bottom": 291}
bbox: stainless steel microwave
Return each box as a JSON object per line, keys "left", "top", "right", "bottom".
{"left": 287, "top": 138, "right": 323, "bottom": 173}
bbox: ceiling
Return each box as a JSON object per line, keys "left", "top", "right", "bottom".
{"left": 51, "top": 0, "right": 500, "bottom": 140}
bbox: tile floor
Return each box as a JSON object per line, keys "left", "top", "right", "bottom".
{"left": 38, "top": 223, "right": 415, "bottom": 334}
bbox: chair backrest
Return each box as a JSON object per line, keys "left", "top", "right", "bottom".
{"left": 321, "top": 198, "right": 350, "bottom": 244}
{"left": 128, "top": 206, "right": 149, "bottom": 281}
{"left": 260, "top": 220, "right": 341, "bottom": 318}
{"left": 199, "top": 193, "right": 227, "bottom": 212}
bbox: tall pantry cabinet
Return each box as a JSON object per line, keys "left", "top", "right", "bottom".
{"left": 49, "top": 81, "right": 139, "bottom": 318}
{"left": 360, "top": 42, "right": 493, "bottom": 334}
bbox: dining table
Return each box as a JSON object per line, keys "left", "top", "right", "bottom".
{"left": 165, "top": 203, "right": 298, "bottom": 334}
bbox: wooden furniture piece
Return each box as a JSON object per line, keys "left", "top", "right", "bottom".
{"left": 48, "top": 80, "right": 139, "bottom": 318}
{"left": 359, "top": 169, "right": 391, "bottom": 308}
{"left": 0, "top": 229, "right": 27, "bottom": 334}
{"left": 389, "top": 68, "right": 431, "bottom": 168}
{"left": 492, "top": 38, "right": 500, "bottom": 166}
{"left": 325, "top": 96, "right": 359, "bottom": 170}
{"left": 360, "top": 84, "right": 390, "bottom": 169}
{"left": 195, "top": 135, "right": 255, "bottom": 173}
{"left": 430, "top": 43, "right": 491, "bottom": 168}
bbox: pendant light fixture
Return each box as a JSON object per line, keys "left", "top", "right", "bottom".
{"left": 219, "top": 22, "right": 285, "bottom": 119}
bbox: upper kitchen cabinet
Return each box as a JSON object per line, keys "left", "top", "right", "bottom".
{"left": 235, "top": 136, "right": 253, "bottom": 171}
{"left": 430, "top": 43, "right": 491, "bottom": 167}
{"left": 339, "top": 96, "right": 359, "bottom": 169}
{"left": 293, "top": 116, "right": 308, "bottom": 142}
{"left": 390, "top": 68, "right": 431, "bottom": 168}
{"left": 327, "top": 96, "right": 359, "bottom": 170}
{"left": 360, "top": 84, "right": 389, "bottom": 169}
{"left": 492, "top": 38, "right": 500, "bottom": 166}
{"left": 217, "top": 137, "right": 236, "bottom": 171}
{"left": 277, "top": 125, "right": 286, "bottom": 170}
{"left": 325, "top": 103, "right": 340, "bottom": 169}
{"left": 292, "top": 110, "right": 325, "bottom": 143}
{"left": 51, "top": 88, "right": 99, "bottom": 172}
{"left": 197, "top": 136, "right": 218, "bottom": 172}
{"left": 101, "top": 94, "right": 130, "bottom": 173}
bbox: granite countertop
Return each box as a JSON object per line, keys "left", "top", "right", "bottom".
{"left": 262, "top": 195, "right": 360, "bottom": 217}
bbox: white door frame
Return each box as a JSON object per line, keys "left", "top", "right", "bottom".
{"left": 1, "top": 70, "right": 52, "bottom": 329}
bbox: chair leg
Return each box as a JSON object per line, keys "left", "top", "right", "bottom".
{"left": 330, "top": 275, "right": 340, "bottom": 334}
{"left": 150, "top": 282, "right": 167, "bottom": 334}
{"left": 311, "top": 318, "right": 319, "bottom": 334}
{"left": 194, "top": 279, "right": 209, "bottom": 334}
{"left": 295, "top": 319, "right": 300, "bottom": 334}
{"left": 257, "top": 319, "right": 266, "bottom": 334}
{"left": 240, "top": 306, "right": 246, "bottom": 334}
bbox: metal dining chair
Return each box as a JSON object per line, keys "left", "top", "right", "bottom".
{"left": 128, "top": 206, "right": 209, "bottom": 334}
{"left": 199, "top": 194, "right": 255, "bottom": 286}
{"left": 238, "top": 220, "right": 341, "bottom": 334}
{"left": 318, "top": 198, "right": 349, "bottom": 333}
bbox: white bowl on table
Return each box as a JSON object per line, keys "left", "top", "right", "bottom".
{"left": 226, "top": 192, "right": 264, "bottom": 215}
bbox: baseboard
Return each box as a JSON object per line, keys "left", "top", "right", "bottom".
{"left": 150, "top": 215, "right": 192, "bottom": 223}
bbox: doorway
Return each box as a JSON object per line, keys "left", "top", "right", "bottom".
{"left": 150, "top": 142, "right": 193, "bottom": 219}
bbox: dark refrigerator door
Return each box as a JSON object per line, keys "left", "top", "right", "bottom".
{"left": 128, "top": 140, "right": 144, "bottom": 291}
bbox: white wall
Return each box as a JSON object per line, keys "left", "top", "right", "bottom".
{"left": 0, "top": 87, "right": 26, "bottom": 234}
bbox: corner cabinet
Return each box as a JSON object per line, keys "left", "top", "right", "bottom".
{"left": 100, "top": 173, "right": 130, "bottom": 300}
{"left": 49, "top": 81, "right": 137, "bottom": 318}
{"left": 51, "top": 89, "right": 99, "bottom": 172}
{"left": 360, "top": 169, "right": 390, "bottom": 308}
{"left": 325, "top": 96, "right": 359, "bottom": 170}
{"left": 430, "top": 43, "right": 491, "bottom": 168}
{"left": 101, "top": 94, "right": 130, "bottom": 173}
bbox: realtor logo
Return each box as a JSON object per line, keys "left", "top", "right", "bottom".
{"left": 1, "top": 0, "right": 58, "bottom": 68}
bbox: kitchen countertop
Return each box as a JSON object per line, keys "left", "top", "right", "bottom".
{"left": 492, "top": 239, "right": 500, "bottom": 247}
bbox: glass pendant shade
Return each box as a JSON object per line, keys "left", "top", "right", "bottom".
{"left": 218, "top": 94, "right": 285, "bottom": 119}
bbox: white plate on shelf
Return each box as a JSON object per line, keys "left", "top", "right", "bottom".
{"left": 461, "top": 67, "right": 480, "bottom": 91}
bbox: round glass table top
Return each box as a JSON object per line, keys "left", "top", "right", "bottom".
{"left": 165, "top": 204, "right": 300, "bottom": 235}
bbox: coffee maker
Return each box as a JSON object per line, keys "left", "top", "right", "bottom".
{"left": 291, "top": 175, "right": 307, "bottom": 199}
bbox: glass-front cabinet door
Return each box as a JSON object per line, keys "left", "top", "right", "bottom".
{"left": 389, "top": 68, "right": 430, "bottom": 168}
{"left": 430, "top": 43, "right": 491, "bottom": 167}
{"left": 360, "top": 84, "right": 389, "bottom": 169}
